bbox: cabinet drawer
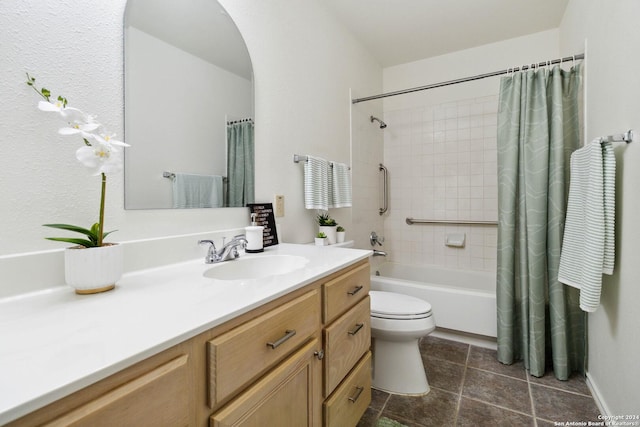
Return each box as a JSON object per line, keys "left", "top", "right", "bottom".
{"left": 324, "top": 352, "right": 371, "bottom": 427}
{"left": 323, "top": 262, "right": 370, "bottom": 324}
{"left": 324, "top": 296, "right": 371, "bottom": 396}
{"left": 210, "top": 339, "right": 322, "bottom": 427}
{"left": 208, "top": 289, "right": 320, "bottom": 407}
{"left": 46, "top": 355, "right": 190, "bottom": 427}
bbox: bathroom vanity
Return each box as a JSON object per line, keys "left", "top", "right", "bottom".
{"left": 0, "top": 244, "right": 371, "bottom": 426}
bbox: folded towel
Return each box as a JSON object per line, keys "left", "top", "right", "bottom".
{"left": 558, "top": 139, "right": 616, "bottom": 312}
{"left": 329, "top": 162, "right": 352, "bottom": 208}
{"left": 172, "top": 173, "right": 223, "bottom": 208}
{"left": 304, "top": 156, "right": 330, "bottom": 210}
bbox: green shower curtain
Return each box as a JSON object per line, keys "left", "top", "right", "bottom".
{"left": 496, "top": 64, "right": 585, "bottom": 380}
{"left": 226, "top": 121, "right": 255, "bottom": 207}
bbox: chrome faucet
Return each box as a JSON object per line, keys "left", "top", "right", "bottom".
{"left": 217, "top": 235, "right": 248, "bottom": 262}
{"left": 372, "top": 249, "right": 387, "bottom": 257}
{"left": 198, "top": 235, "right": 248, "bottom": 264}
{"left": 198, "top": 239, "right": 222, "bottom": 263}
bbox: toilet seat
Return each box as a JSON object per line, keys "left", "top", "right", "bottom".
{"left": 370, "top": 291, "right": 432, "bottom": 320}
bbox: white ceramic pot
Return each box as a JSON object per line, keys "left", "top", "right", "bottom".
{"left": 318, "top": 226, "right": 337, "bottom": 244}
{"left": 64, "top": 243, "right": 123, "bottom": 294}
{"left": 336, "top": 231, "right": 346, "bottom": 243}
{"left": 314, "top": 237, "right": 328, "bottom": 246}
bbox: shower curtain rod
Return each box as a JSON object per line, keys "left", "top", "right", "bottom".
{"left": 352, "top": 53, "right": 585, "bottom": 104}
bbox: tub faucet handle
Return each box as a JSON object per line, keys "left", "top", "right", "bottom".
{"left": 370, "top": 231, "right": 385, "bottom": 247}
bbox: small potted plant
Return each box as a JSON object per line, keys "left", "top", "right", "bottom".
{"left": 336, "top": 225, "right": 346, "bottom": 243}
{"left": 27, "top": 74, "right": 130, "bottom": 294}
{"left": 316, "top": 212, "right": 337, "bottom": 244}
{"left": 315, "top": 232, "right": 328, "bottom": 246}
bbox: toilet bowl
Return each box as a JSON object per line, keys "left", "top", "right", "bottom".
{"left": 369, "top": 290, "right": 436, "bottom": 395}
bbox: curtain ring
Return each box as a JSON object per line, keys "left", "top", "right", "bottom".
{"left": 572, "top": 55, "right": 576, "bottom": 67}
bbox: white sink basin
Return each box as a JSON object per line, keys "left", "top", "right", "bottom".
{"left": 203, "top": 255, "right": 310, "bottom": 281}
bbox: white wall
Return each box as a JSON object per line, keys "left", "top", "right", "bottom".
{"left": 125, "top": 27, "right": 252, "bottom": 209}
{"left": 219, "top": 1, "right": 382, "bottom": 245}
{"left": 0, "top": 0, "right": 381, "bottom": 294}
{"left": 381, "top": 30, "right": 559, "bottom": 271}
{"left": 559, "top": 0, "right": 640, "bottom": 414}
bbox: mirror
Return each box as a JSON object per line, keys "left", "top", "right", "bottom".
{"left": 124, "top": 0, "right": 254, "bottom": 209}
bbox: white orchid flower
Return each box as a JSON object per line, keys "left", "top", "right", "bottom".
{"left": 90, "top": 131, "right": 130, "bottom": 148}
{"left": 76, "top": 142, "right": 124, "bottom": 176}
{"left": 58, "top": 107, "right": 101, "bottom": 138}
{"left": 37, "top": 99, "right": 66, "bottom": 113}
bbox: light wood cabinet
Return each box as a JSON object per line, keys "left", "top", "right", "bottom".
{"left": 45, "top": 355, "right": 191, "bottom": 427}
{"left": 323, "top": 296, "right": 371, "bottom": 396}
{"left": 8, "top": 260, "right": 370, "bottom": 427}
{"left": 6, "top": 341, "right": 196, "bottom": 427}
{"left": 322, "top": 262, "right": 370, "bottom": 324}
{"left": 208, "top": 289, "right": 320, "bottom": 407}
{"left": 321, "top": 260, "right": 371, "bottom": 426}
{"left": 210, "top": 339, "right": 322, "bottom": 427}
{"left": 324, "top": 352, "right": 371, "bottom": 427}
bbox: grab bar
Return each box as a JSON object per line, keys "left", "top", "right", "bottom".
{"left": 406, "top": 217, "right": 497, "bottom": 226}
{"left": 379, "top": 163, "right": 388, "bottom": 215}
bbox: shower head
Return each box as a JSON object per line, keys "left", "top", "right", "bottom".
{"left": 370, "top": 115, "right": 387, "bottom": 129}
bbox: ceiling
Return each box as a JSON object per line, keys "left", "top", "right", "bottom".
{"left": 321, "top": 0, "right": 570, "bottom": 68}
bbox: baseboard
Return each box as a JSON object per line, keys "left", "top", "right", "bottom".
{"left": 586, "top": 371, "right": 611, "bottom": 416}
{"left": 431, "top": 327, "right": 497, "bottom": 350}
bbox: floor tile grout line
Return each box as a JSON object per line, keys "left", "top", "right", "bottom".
{"left": 453, "top": 344, "right": 471, "bottom": 426}
{"left": 528, "top": 380, "right": 594, "bottom": 398}
{"left": 464, "top": 365, "right": 529, "bottom": 383}
{"left": 462, "top": 395, "right": 537, "bottom": 420}
{"left": 526, "top": 367, "right": 539, "bottom": 427}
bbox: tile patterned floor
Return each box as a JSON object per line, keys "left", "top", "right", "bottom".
{"left": 358, "top": 336, "right": 600, "bottom": 427}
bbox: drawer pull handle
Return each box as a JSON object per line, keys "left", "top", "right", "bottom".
{"left": 348, "top": 386, "right": 364, "bottom": 403}
{"left": 347, "top": 285, "right": 364, "bottom": 296}
{"left": 348, "top": 323, "right": 364, "bottom": 336}
{"left": 266, "top": 329, "right": 296, "bottom": 349}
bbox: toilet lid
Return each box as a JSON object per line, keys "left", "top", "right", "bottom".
{"left": 370, "top": 291, "right": 432, "bottom": 319}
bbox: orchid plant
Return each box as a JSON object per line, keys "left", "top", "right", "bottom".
{"left": 26, "top": 73, "right": 130, "bottom": 248}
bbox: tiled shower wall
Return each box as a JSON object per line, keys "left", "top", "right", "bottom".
{"left": 382, "top": 95, "right": 499, "bottom": 271}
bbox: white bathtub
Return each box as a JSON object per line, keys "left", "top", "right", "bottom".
{"left": 370, "top": 263, "right": 497, "bottom": 338}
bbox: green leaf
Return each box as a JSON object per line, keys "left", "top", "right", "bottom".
{"left": 43, "top": 223, "right": 116, "bottom": 247}
{"left": 41, "top": 88, "right": 50, "bottom": 98}
{"left": 45, "top": 237, "right": 97, "bottom": 247}
{"left": 102, "top": 230, "right": 117, "bottom": 240}
{"left": 43, "top": 223, "right": 97, "bottom": 238}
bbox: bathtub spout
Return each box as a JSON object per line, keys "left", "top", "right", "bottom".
{"left": 372, "top": 249, "right": 387, "bottom": 257}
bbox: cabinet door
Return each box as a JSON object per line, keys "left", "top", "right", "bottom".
{"left": 210, "top": 339, "right": 322, "bottom": 427}
{"left": 45, "top": 355, "right": 191, "bottom": 427}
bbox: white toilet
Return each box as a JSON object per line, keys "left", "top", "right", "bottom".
{"left": 369, "top": 290, "right": 436, "bottom": 395}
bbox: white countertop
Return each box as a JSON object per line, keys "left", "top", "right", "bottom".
{"left": 0, "top": 243, "right": 370, "bottom": 424}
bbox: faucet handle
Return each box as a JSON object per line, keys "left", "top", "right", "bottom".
{"left": 198, "top": 239, "right": 218, "bottom": 254}
{"left": 198, "top": 239, "right": 216, "bottom": 249}
{"left": 370, "top": 231, "right": 385, "bottom": 247}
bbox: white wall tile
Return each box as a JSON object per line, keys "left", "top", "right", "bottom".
{"left": 383, "top": 95, "right": 499, "bottom": 272}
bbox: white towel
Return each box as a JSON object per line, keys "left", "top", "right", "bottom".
{"left": 558, "top": 139, "right": 616, "bottom": 312}
{"left": 304, "top": 156, "right": 330, "bottom": 210}
{"left": 329, "top": 162, "right": 352, "bottom": 208}
{"left": 172, "top": 173, "right": 223, "bottom": 208}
